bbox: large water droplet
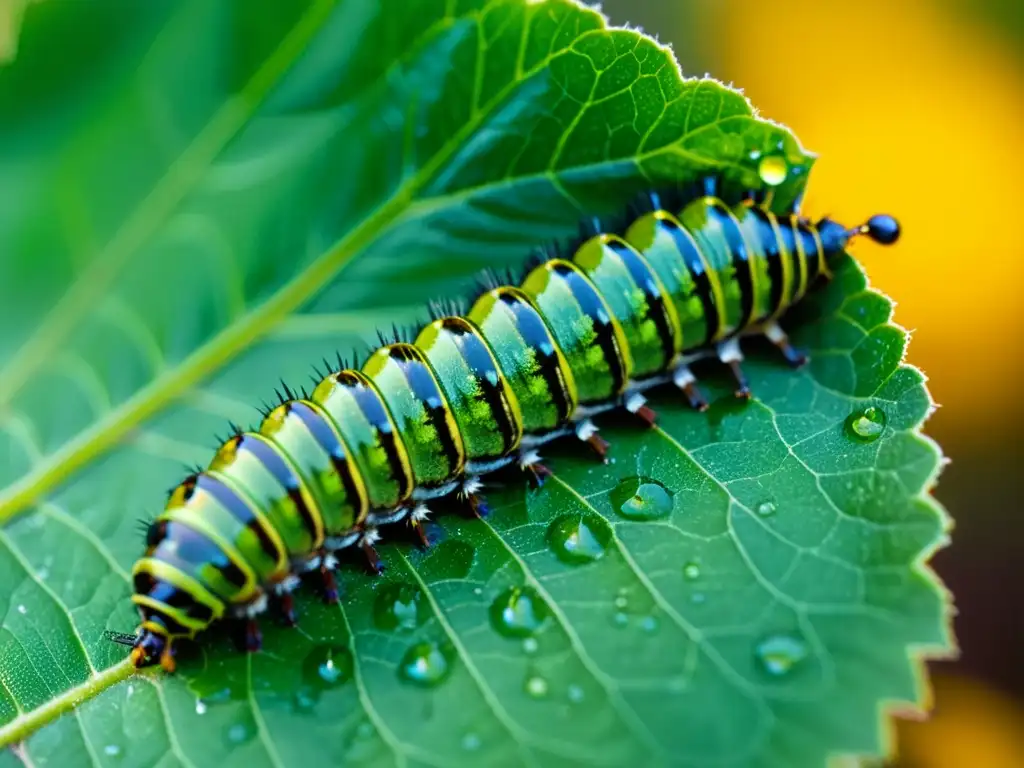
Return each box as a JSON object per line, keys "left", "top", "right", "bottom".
{"left": 610, "top": 476, "right": 674, "bottom": 520}
{"left": 845, "top": 406, "right": 887, "bottom": 442}
{"left": 399, "top": 641, "right": 454, "bottom": 688}
{"left": 373, "top": 582, "right": 426, "bottom": 632}
{"left": 547, "top": 513, "right": 611, "bottom": 564}
{"left": 754, "top": 633, "right": 808, "bottom": 677}
{"left": 302, "top": 644, "right": 353, "bottom": 690}
{"left": 757, "top": 154, "right": 789, "bottom": 186}
{"left": 756, "top": 500, "right": 777, "bottom": 517}
{"left": 490, "top": 586, "right": 551, "bottom": 638}
{"left": 683, "top": 562, "right": 701, "bottom": 580}
{"left": 525, "top": 675, "right": 549, "bottom": 698}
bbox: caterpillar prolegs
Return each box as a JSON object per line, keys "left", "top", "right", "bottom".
{"left": 115, "top": 181, "right": 901, "bottom": 671}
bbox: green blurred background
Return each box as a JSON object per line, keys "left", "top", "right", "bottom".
{"left": 595, "top": 0, "right": 1024, "bottom": 764}
{"left": 2, "top": 0, "right": 1021, "bottom": 763}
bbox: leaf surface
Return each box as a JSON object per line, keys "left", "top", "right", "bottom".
{"left": 0, "top": 1, "right": 951, "bottom": 766}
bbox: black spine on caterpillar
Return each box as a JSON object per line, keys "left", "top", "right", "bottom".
{"left": 122, "top": 181, "right": 899, "bottom": 671}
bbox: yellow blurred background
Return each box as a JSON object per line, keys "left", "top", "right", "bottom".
{"left": 603, "top": 0, "right": 1024, "bottom": 764}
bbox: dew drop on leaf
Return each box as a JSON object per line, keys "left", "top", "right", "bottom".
{"left": 612, "top": 611, "right": 629, "bottom": 627}
{"left": 610, "top": 476, "right": 674, "bottom": 520}
{"left": 524, "top": 675, "right": 549, "bottom": 698}
{"left": 461, "top": 732, "right": 482, "bottom": 752}
{"left": 195, "top": 700, "right": 208, "bottom": 716}
{"left": 757, "top": 154, "right": 789, "bottom": 186}
{"left": 845, "top": 406, "right": 887, "bottom": 442}
{"left": 547, "top": 513, "right": 611, "bottom": 564}
{"left": 640, "top": 615, "right": 659, "bottom": 633}
{"left": 489, "top": 585, "right": 551, "bottom": 638}
{"left": 691, "top": 593, "right": 706, "bottom": 605}
{"left": 399, "top": 641, "right": 454, "bottom": 687}
{"left": 683, "top": 562, "right": 701, "bottom": 580}
{"left": 224, "top": 722, "right": 251, "bottom": 746}
{"left": 522, "top": 637, "right": 539, "bottom": 655}
{"left": 614, "top": 594, "right": 628, "bottom": 609}
{"left": 103, "top": 744, "right": 121, "bottom": 758}
{"left": 754, "top": 633, "right": 808, "bottom": 677}
{"left": 373, "top": 582, "right": 425, "bottom": 632}
{"left": 567, "top": 684, "right": 585, "bottom": 704}
{"left": 303, "top": 644, "right": 353, "bottom": 689}
{"left": 756, "top": 500, "right": 777, "bottom": 517}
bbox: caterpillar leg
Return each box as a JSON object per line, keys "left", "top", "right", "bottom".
{"left": 273, "top": 574, "right": 301, "bottom": 627}
{"left": 457, "top": 476, "right": 491, "bottom": 518}
{"left": 360, "top": 529, "right": 385, "bottom": 575}
{"left": 409, "top": 504, "right": 432, "bottom": 548}
{"left": 320, "top": 555, "right": 340, "bottom": 604}
{"left": 673, "top": 364, "right": 709, "bottom": 411}
{"left": 717, "top": 338, "right": 751, "bottom": 399}
{"left": 245, "top": 618, "right": 263, "bottom": 653}
{"left": 624, "top": 391, "right": 658, "bottom": 427}
{"left": 519, "top": 448, "right": 552, "bottom": 488}
{"left": 576, "top": 419, "right": 610, "bottom": 463}
{"left": 763, "top": 321, "right": 808, "bottom": 368}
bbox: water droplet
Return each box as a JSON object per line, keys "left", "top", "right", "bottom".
{"left": 754, "top": 633, "right": 808, "bottom": 677}
{"left": 16, "top": 605, "right": 26, "bottom": 615}
{"left": 610, "top": 476, "right": 674, "bottom": 520}
{"left": 225, "top": 722, "right": 251, "bottom": 745}
{"left": 683, "top": 562, "right": 701, "bottom": 580}
{"left": 373, "top": 582, "right": 425, "bottom": 632}
{"left": 195, "top": 700, "right": 208, "bottom": 715}
{"left": 522, "top": 637, "right": 539, "bottom": 655}
{"left": 640, "top": 615, "right": 659, "bottom": 633}
{"left": 690, "top": 592, "right": 706, "bottom": 605}
{"left": 461, "top": 732, "right": 482, "bottom": 752}
{"left": 547, "top": 513, "right": 611, "bottom": 564}
{"left": 756, "top": 500, "right": 777, "bottom": 517}
{"left": 757, "top": 154, "right": 789, "bottom": 187}
{"left": 302, "top": 644, "right": 353, "bottom": 690}
{"left": 845, "top": 406, "right": 887, "bottom": 442}
{"left": 613, "top": 594, "right": 628, "bottom": 609}
{"left": 489, "top": 586, "right": 551, "bottom": 638}
{"left": 748, "top": 149, "right": 762, "bottom": 160}
{"left": 567, "top": 684, "right": 585, "bottom": 704}
{"left": 126, "top": 684, "right": 135, "bottom": 698}
{"left": 525, "top": 675, "right": 549, "bottom": 698}
{"left": 399, "top": 641, "right": 454, "bottom": 688}
{"left": 612, "top": 611, "right": 629, "bottom": 627}
{"left": 356, "top": 721, "right": 375, "bottom": 739}
{"left": 103, "top": 744, "right": 121, "bottom": 757}
{"left": 473, "top": 587, "right": 483, "bottom": 596}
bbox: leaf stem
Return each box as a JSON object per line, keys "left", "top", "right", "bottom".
{"left": 0, "top": 659, "right": 137, "bottom": 748}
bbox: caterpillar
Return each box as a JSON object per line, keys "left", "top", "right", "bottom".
{"left": 110, "top": 178, "right": 900, "bottom": 672}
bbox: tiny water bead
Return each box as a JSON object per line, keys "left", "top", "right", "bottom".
{"left": 103, "top": 745, "right": 121, "bottom": 758}
{"left": 522, "top": 637, "right": 539, "bottom": 655}
{"left": 547, "top": 513, "right": 611, "bottom": 565}
{"left": 567, "top": 684, "right": 585, "bottom": 704}
{"left": 461, "top": 733, "right": 482, "bottom": 752}
{"left": 755, "top": 500, "right": 777, "bottom": 518}
{"left": 399, "top": 641, "right": 454, "bottom": 688}
{"left": 683, "top": 562, "right": 701, "bottom": 580}
{"left": 490, "top": 586, "right": 551, "bottom": 638}
{"left": 754, "top": 633, "right": 808, "bottom": 677}
{"left": 640, "top": 615, "right": 659, "bottom": 633}
{"left": 845, "top": 406, "right": 887, "bottom": 442}
{"left": 525, "top": 675, "right": 549, "bottom": 698}
{"left": 225, "top": 722, "right": 252, "bottom": 745}
{"left": 303, "top": 644, "right": 353, "bottom": 689}
{"left": 610, "top": 476, "right": 674, "bottom": 520}
{"left": 373, "top": 582, "right": 426, "bottom": 632}
{"left": 612, "top": 611, "right": 629, "bottom": 627}
{"left": 195, "top": 700, "right": 208, "bottom": 715}
{"left": 757, "top": 154, "right": 789, "bottom": 186}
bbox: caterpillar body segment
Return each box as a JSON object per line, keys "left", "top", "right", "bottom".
{"left": 126, "top": 187, "right": 901, "bottom": 671}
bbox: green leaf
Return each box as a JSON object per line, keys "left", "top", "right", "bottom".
{"left": 0, "top": 0, "right": 952, "bottom": 766}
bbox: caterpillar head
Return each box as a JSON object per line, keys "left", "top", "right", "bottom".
{"left": 130, "top": 626, "right": 174, "bottom": 671}
{"left": 817, "top": 213, "right": 901, "bottom": 264}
